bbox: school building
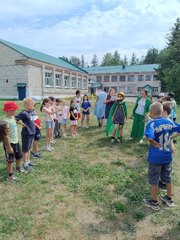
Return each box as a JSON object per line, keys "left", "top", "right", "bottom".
{"left": 0, "top": 39, "right": 88, "bottom": 100}
{"left": 85, "top": 64, "right": 161, "bottom": 96}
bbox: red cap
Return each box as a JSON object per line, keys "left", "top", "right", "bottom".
{"left": 3, "top": 101, "right": 19, "bottom": 112}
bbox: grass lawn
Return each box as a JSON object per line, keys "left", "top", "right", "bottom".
{"left": 0, "top": 100, "right": 180, "bottom": 240}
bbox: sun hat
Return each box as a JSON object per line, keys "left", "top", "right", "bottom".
{"left": 3, "top": 101, "right": 19, "bottom": 112}
{"left": 117, "top": 92, "right": 125, "bottom": 99}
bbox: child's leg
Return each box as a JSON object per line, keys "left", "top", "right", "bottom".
{"left": 112, "top": 124, "right": 118, "bottom": 138}
{"left": 74, "top": 125, "right": 77, "bottom": 135}
{"left": 7, "top": 162, "right": 13, "bottom": 175}
{"left": 70, "top": 125, "right": 74, "bottom": 136}
{"left": 150, "top": 184, "right": 159, "bottom": 201}
{"left": 118, "top": 125, "right": 123, "bottom": 139}
{"left": 33, "top": 140, "right": 38, "bottom": 153}
{"left": 23, "top": 152, "right": 28, "bottom": 164}
{"left": 81, "top": 114, "right": 85, "bottom": 126}
{"left": 86, "top": 114, "right": 90, "bottom": 128}
{"left": 16, "top": 159, "right": 21, "bottom": 170}
{"left": 166, "top": 183, "right": 173, "bottom": 198}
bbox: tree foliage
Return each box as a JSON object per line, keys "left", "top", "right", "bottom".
{"left": 69, "top": 56, "right": 80, "bottom": 66}
{"left": 143, "top": 47, "right": 159, "bottom": 64}
{"left": 156, "top": 18, "right": 180, "bottom": 102}
{"left": 91, "top": 54, "right": 99, "bottom": 67}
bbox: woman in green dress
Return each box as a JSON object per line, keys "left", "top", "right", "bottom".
{"left": 130, "top": 90, "right": 151, "bottom": 143}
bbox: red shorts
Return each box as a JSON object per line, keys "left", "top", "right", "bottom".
{"left": 78, "top": 113, "right": 81, "bottom": 119}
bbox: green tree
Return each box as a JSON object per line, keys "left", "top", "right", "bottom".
{"left": 113, "top": 50, "right": 121, "bottom": 65}
{"left": 80, "top": 55, "right": 85, "bottom": 68}
{"left": 101, "top": 52, "right": 114, "bottom": 66}
{"left": 69, "top": 56, "right": 80, "bottom": 66}
{"left": 91, "top": 54, "right": 99, "bottom": 67}
{"left": 130, "top": 52, "right": 138, "bottom": 65}
{"left": 156, "top": 18, "right": 180, "bottom": 102}
{"left": 61, "top": 56, "right": 69, "bottom": 62}
{"left": 122, "top": 55, "right": 128, "bottom": 66}
{"left": 143, "top": 47, "right": 159, "bottom": 64}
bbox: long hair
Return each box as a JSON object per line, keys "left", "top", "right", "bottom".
{"left": 0, "top": 121, "right": 8, "bottom": 142}
{"left": 83, "top": 94, "right": 89, "bottom": 102}
{"left": 40, "top": 98, "right": 50, "bottom": 112}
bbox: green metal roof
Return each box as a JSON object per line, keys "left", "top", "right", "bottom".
{"left": 0, "top": 39, "right": 87, "bottom": 74}
{"left": 84, "top": 64, "right": 159, "bottom": 74}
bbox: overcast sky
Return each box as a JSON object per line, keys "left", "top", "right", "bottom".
{"left": 0, "top": 0, "right": 179, "bottom": 64}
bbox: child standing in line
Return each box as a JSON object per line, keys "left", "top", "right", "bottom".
{"left": 15, "top": 98, "right": 36, "bottom": 171}
{"left": 81, "top": 95, "right": 91, "bottom": 128}
{"left": 40, "top": 98, "right": 56, "bottom": 152}
{"left": 49, "top": 96, "right": 56, "bottom": 143}
{"left": 54, "top": 98, "right": 62, "bottom": 139}
{"left": 2, "top": 101, "right": 23, "bottom": 180}
{"left": 70, "top": 99, "right": 78, "bottom": 136}
{"left": 31, "top": 104, "right": 42, "bottom": 158}
{"left": 106, "top": 92, "right": 127, "bottom": 143}
{"left": 143, "top": 102, "right": 180, "bottom": 210}
{"left": 74, "top": 90, "right": 82, "bottom": 123}
{"left": 61, "top": 99, "right": 69, "bottom": 137}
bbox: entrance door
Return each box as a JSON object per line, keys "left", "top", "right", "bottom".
{"left": 18, "top": 86, "right": 26, "bottom": 100}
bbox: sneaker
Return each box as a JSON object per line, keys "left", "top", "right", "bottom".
{"left": 160, "top": 195, "right": 175, "bottom": 207}
{"left": 117, "top": 137, "right": 121, "bottom": 143}
{"left": 31, "top": 152, "right": 42, "bottom": 158}
{"left": 139, "top": 139, "right": 144, "bottom": 144}
{"left": 129, "top": 137, "right": 133, "bottom": 140}
{"left": 49, "top": 146, "right": 55, "bottom": 150}
{"left": 7, "top": 175, "right": 17, "bottom": 182}
{"left": 143, "top": 198, "right": 160, "bottom": 211}
{"left": 50, "top": 140, "right": 56, "bottom": 144}
{"left": 110, "top": 137, "right": 115, "bottom": 144}
{"left": 28, "top": 162, "right": 37, "bottom": 167}
{"left": 16, "top": 168, "right": 28, "bottom": 174}
{"left": 44, "top": 146, "right": 52, "bottom": 152}
{"left": 23, "top": 164, "right": 34, "bottom": 171}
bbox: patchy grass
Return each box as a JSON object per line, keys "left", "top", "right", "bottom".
{"left": 0, "top": 100, "right": 180, "bottom": 240}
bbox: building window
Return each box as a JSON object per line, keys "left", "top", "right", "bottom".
{"left": 145, "top": 75, "right": 152, "bottom": 81}
{"left": 153, "top": 87, "right": 158, "bottom": 93}
{"left": 77, "top": 78, "right": 82, "bottom": 89}
{"left": 138, "top": 75, "right": 144, "bottom": 81}
{"left": 153, "top": 75, "right": 158, "bottom": 81}
{"left": 55, "top": 74, "right": 62, "bottom": 87}
{"left": 104, "top": 76, "right": 110, "bottom": 82}
{"left": 127, "top": 86, "right": 134, "bottom": 93}
{"left": 119, "top": 76, "right": 126, "bottom": 82}
{"left": 111, "top": 76, "right": 118, "bottom": 82}
{"left": 82, "top": 79, "right": 87, "bottom": 89}
{"left": 138, "top": 87, "right": 143, "bottom": 92}
{"left": 71, "top": 76, "right": 76, "bottom": 88}
{"left": 119, "top": 87, "right": 126, "bottom": 92}
{"left": 45, "top": 72, "right": 53, "bottom": 86}
{"left": 64, "top": 75, "right": 70, "bottom": 88}
{"left": 128, "top": 75, "right": 135, "bottom": 82}
{"left": 104, "top": 87, "right": 109, "bottom": 92}
{"left": 96, "top": 76, "right": 102, "bottom": 82}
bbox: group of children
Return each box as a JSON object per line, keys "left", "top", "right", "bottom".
{"left": 0, "top": 90, "right": 180, "bottom": 213}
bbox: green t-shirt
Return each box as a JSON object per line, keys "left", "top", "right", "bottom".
{"left": 3, "top": 116, "right": 18, "bottom": 144}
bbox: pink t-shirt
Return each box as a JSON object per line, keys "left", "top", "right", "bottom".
{"left": 62, "top": 106, "right": 69, "bottom": 119}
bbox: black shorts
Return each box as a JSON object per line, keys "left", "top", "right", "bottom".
{"left": 4, "top": 142, "right": 23, "bottom": 163}
{"left": 34, "top": 128, "right": 41, "bottom": 141}
{"left": 148, "top": 162, "right": 172, "bottom": 185}
{"left": 21, "top": 134, "right": 34, "bottom": 153}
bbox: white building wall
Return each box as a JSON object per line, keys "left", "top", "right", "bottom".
{"left": 0, "top": 43, "right": 26, "bottom": 65}
{"left": 27, "top": 65, "right": 42, "bottom": 99}
{"left": 0, "top": 65, "right": 28, "bottom": 98}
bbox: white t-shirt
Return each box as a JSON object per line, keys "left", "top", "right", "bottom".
{"left": 135, "top": 99, "right": 145, "bottom": 115}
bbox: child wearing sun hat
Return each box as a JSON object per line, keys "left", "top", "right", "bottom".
{"left": 106, "top": 92, "right": 127, "bottom": 143}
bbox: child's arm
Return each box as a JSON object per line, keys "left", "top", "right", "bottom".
{"left": 147, "top": 138, "right": 162, "bottom": 148}
{"left": 169, "top": 141, "right": 176, "bottom": 154}
{"left": 16, "top": 120, "right": 26, "bottom": 128}
{"left": 4, "top": 136, "right": 13, "bottom": 154}
{"left": 43, "top": 107, "right": 56, "bottom": 115}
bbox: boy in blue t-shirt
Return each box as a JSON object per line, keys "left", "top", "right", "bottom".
{"left": 143, "top": 102, "right": 180, "bottom": 210}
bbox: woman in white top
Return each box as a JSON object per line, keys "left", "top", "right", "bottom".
{"left": 130, "top": 90, "right": 151, "bottom": 143}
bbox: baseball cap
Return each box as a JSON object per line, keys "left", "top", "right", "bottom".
{"left": 3, "top": 101, "right": 19, "bottom": 112}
